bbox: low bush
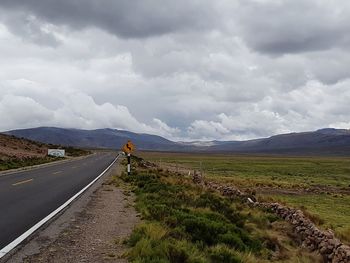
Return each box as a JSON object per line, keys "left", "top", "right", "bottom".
{"left": 194, "top": 192, "right": 244, "bottom": 227}
{"left": 126, "top": 223, "right": 206, "bottom": 263}
{"left": 208, "top": 245, "right": 242, "bottom": 263}
{"left": 64, "top": 146, "right": 90, "bottom": 157}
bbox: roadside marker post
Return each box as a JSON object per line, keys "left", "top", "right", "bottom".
{"left": 122, "top": 140, "right": 135, "bottom": 176}
{"left": 127, "top": 153, "right": 131, "bottom": 176}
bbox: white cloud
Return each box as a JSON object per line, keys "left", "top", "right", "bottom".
{"left": 0, "top": 94, "right": 53, "bottom": 129}
{"left": 0, "top": 87, "right": 181, "bottom": 140}
{"left": 330, "top": 122, "right": 350, "bottom": 129}
{"left": 151, "top": 118, "right": 181, "bottom": 139}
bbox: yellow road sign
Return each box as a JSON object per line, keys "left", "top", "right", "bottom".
{"left": 122, "top": 140, "right": 135, "bottom": 154}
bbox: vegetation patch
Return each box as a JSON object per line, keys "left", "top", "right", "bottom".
{"left": 0, "top": 156, "right": 60, "bottom": 171}
{"left": 118, "top": 157, "right": 322, "bottom": 262}
{"left": 62, "top": 146, "right": 91, "bottom": 157}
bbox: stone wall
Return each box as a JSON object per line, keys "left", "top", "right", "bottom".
{"left": 192, "top": 172, "right": 350, "bottom": 263}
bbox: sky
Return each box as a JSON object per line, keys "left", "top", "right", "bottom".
{"left": 0, "top": 0, "right": 350, "bottom": 141}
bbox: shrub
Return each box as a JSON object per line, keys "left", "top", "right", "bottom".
{"left": 126, "top": 223, "right": 206, "bottom": 263}
{"left": 194, "top": 192, "right": 244, "bottom": 226}
{"left": 208, "top": 245, "right": 242, "bottom": 263}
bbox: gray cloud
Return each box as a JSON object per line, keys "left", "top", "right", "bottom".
{"left": 237, "top": 0, "right": 350, "bottom": 55}
{"left": 0, "top": 10, "right": 60, "bottom": 47}
{"left": 0, "top": 0, "right": 218, "bottom": 39}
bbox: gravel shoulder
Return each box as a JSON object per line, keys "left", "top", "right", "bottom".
{"left": 6, "top": 161, "right": 139, "bottom": 263}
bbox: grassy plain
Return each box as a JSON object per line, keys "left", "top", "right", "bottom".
{"left": 138, "top": 151, "right": 350, "bottom": 243}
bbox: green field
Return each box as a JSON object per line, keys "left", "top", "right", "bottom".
{"left": 139, "top": 152, "right": 350, "bottom": 243}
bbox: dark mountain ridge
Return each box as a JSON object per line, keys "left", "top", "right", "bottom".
{"left": 208, "top": 128, "right": 350, "bottom": 155}
{"left": 4, "top": 127, "right": 350, "bottom": 156}
{"left": 4, "top": 127, "right": 180, "bottom": 151}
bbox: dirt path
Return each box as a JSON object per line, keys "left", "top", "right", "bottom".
{"left": 15, "top": 167, "right": 139, "bottom": 263}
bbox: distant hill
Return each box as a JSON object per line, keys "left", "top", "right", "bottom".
{"left": 4, "top": 127, "right": 350, "bottom": 156}
{"left": 4, "top": 127, "right": 184, "bottom": 151}
{"left": 207, "top": 128, "right": 350, "bottom": 155}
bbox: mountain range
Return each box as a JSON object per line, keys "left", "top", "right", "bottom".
{"left": 4, "top": 127, "right": 350, "bottom": 156}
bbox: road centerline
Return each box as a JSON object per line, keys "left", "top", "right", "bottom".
{"left": 12, "top": 179, "right": 34, "bottom": 186}
{"left": 52, "top": 171, "right": 62, "bottom": 175}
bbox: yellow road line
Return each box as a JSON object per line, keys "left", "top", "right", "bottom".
{"left": 53, "top": 171, "right": 62, "bottom": 175}
{"left": 12, "top": 178, "right": 34, "bottom": 186}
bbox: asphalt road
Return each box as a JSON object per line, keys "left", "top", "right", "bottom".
{"left": 0, "top": 152, "right": 117, "bottom": 249}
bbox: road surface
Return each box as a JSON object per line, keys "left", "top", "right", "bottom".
{"left": 0, "top": 152, "right": 117, "bottom": 250}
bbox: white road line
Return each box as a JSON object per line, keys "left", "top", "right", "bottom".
{"left": 12, "top": 179, "right": 33, "bottom": 186}
{"left": 0, "top": 154, "right": 120, "bottom": 259}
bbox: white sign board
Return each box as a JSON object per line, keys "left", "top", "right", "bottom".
{"left": 48, "top": 149, "right": 65, "bottom": 157}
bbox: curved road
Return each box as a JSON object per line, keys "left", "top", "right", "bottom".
{"left": 0, "top": 152, "right": 117, "bottom": 251}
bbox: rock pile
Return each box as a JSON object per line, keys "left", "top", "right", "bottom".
{"left": 192, "top": 172, "right": 350, "bottom": 263}
{"left": 139, "top": 159, "right": 156, "bottom": 169}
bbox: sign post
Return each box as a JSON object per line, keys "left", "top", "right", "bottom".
{"left": 127, "top": 153, "right": 131, "bottom": 176}
{"left": 122, "top": 140, "right": 135, "bottom": 176}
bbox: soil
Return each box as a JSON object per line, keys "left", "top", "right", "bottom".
{"left": 16, "top": 167, "right": 139, "bottom": 263}
{"left": 0, "top": 134, "right": 47, "bottom": 160}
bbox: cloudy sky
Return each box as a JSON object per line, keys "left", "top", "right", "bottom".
{"left": 1, "top": 0, "right": 350, "bottom": 141}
